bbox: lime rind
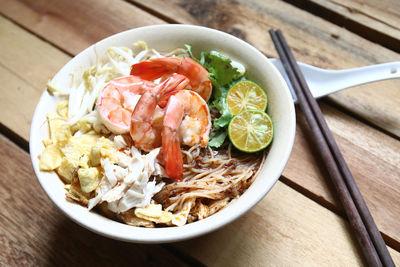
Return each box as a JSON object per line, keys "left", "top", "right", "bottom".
{"left": 228, "top": 110, "right": 274, "bottom": 153}
{"left": 227, "top": 80, "right": 268, "bottom": 115}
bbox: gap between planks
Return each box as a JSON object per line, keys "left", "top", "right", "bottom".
{"left": 282, "top": 0, "right": 400, "bottom": 53}
{"left": 0, "top": 1, "right": 398, "bottom": 251}
{"left": 1, "top": 115, "right": 398, "bottom": 251}
{"left": 0, "top": 3, "right": 398, "bottom": 143}
{"left": 123, "top": 0, "right": 180, "bottom": 24}
{"left": 323, "top": 97, "right": 400, "bottom": 142}
{"left": 0, "top": 131, "right": 205, "bottom": 267}
{"left": 1, "top": 9, "right": 400, "bottom": 249}
{"left": 279, "top": 159, "right": 400, "bottom": 251}
{"left": 0, "top": 11, "right": 75, "bottom": 58}
{"left": 2, "top": 131, "right": 399, "bottom": 265}
{"left": 1, "top": 0, "right": 400, "bottom": 140}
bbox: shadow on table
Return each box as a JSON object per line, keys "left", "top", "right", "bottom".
{"left": 43, "top": 216, "right": 188, "bottom": 267}
{"left": 174, "top": 208, "right": 274, "bottom": 265}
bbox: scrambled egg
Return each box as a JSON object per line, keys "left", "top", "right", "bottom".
{"left": 57, "top": 157, "right": 76, "bottom": 182}
{"left": 48, "top": 112, "right": 71, "bottom": 144}
{"left": 38, "top": 112, "right": 70, "bottom": 171}
{"left": 78, "top": 167, "right": 100, "bottom": 193}
{"left": 39, "top": 102, "right": 119, "bottom": 197}
{"left": 38, "top": 143, "right": 63, "bottom": 171}
{"left": 61, "top": 134, "right": 98, "bottom": 169}
{"left": 90, "top": 137, "right": 119, "bottom": 166}
{"left": 135, "top": 204, "right": 173, "bottom": 224}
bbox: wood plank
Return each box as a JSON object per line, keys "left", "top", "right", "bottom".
{"left": 285, "top": 104, "right": 400, "bottom": 248}
{"left": 131, "top": 0, "right": 400, "bottom": 136}
{"left": 0, "top": 134, "right": 190, "bottom": 266}
{"left": 126, "top": 0, "right": 400, "bottom": 138}
{"left": 1, "top": 133, "right": 399, "bottom": 266}
{"left": 0, "top": 0, "right": 165, "bottom": 56}
{"left": 284, "top": 0, "right": 400, "bottom": 52}
{"left": 2, "top": 0, "right": 400, "bottom": 253}
{"left": 1, "top": 0, "right": 400, "bottom": 138}
{"left": 176, "top": 181, "right": 400, "bottom": 266}
{"left": 125, "top": 0, "right": 400, "bottom": 247}
{"left": 0, "top": 16, "right": 70, "bottom": 140}
{"left": 0, "top": 0, "right": 165, "bottom": 140}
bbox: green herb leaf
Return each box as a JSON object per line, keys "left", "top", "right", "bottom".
{"left": 208, "top": 129, "right": 228, "bottom": 148}
{"left": 212, "top": 97, "right": 233, "bottom": 129}
{"left": 214, "top": 112, "right": 233, "bottom": 129}
{"left": 184, "top": 44, "right": 196, "bottom": 60}
{"left": 196, "top": 49, "right": 246, "bottom": 147}
{"left": 202, "top": 51, "right": 240, "bottom": 86}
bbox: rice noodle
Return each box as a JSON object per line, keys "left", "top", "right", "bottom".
{"left": 154, "top": 144, "right": 267, "bottom": 219}
{"left": 44, "top": 41, "right": 267, "bottom": 227}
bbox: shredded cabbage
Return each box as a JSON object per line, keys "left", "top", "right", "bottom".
{"left": 47, "top": 42, "right": 165, "bottom": 129}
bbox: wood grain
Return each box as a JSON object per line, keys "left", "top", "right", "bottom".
{"left": 0, "top": 133, "right": 398, "bottom": 266}
{"left": 284, "top": 104, "right": 400, "bottom": 248}
{"left": 284, "top": 0, "right": 400, "bottom": 52}
{"left": 0, "top": 0, "right": 165, "bottom": 56}
{"left": 1, "top": 0, "right": 400, "bottom": 137}
{"left": 0, "top": 1, "right": 399, "bottom": 249}
{"left": 0, "top": 16, "right": 70, "bottom": 140}
{"left": 176, "top": 182, "right": 400, "bottom": 266}
{"left": 127, "top": 0, "right": 400, "bottom": 138}
{"left": 128, "top": 0, "right": 400, "bottom": 247}
{"left": 1, "top": 0, "right": 400, "bottom": 264}
{"left": 0, "top": 134, "right": 191, "bottom": 266}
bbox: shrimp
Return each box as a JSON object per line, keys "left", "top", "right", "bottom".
{"left": 162, "top": 90, "right": 211, "bottom": 180}
{"left": 130, "top": 56, "right": 212, "bottom": 102}
{"left": 130, "top": 74, "right": 190, "bottom": 151}
{"left": 96, "top": 76, "right": 155, "bottom": 134}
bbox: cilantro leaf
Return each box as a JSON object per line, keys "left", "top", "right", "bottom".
{"left": 184, "top": 44, "right": 196, "bottom": 60}
{"left": 212, "top": 97, "right": 232, "bottom": 129}
{"left": 201, "top": 51, "right": 240, "bottom": 86}
{"left": 184, "top": 47, "right": 246, "bottom": 147}
{"left": 208, "top": 129, "right": 228, "bottom": 148}
{"left": 214, "top": 112, "right": 233, "bottom": 129}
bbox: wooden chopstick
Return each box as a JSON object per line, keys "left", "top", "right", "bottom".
{"left": 269, "top": 29, "right": 395, "bottom": 267}
{"left": 274, "top": 30, "right": 395, "bottom": 267}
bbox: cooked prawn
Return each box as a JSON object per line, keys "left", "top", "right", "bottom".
{"left": 96, "top": 76, "right": 155, "bottom": 134}
{"left": 130, "top": 56, "right": 212, "bottom": 101}
{"left": 130, "top": 74, "right": 190, "bottom": 151}
{"left": 162, "top": 90, "right": 211, "bottom": 180}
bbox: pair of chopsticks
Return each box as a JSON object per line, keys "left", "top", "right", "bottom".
{"left": 269, "top": 29, "right": 395, "bottom": 267}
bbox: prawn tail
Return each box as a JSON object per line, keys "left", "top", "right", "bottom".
{"left": 130, "top": 92, "right": 158, "bottom": 150}
{"left": 157, "top": 74, "right": 190, "bottom": 107}
{"left": 162, "top": 126, "right": 183, "bottom": 181}
{"left": 130, "top": 61, "right": 172, "bottom": 80}
{"left": 130, "top": 58, "right": 182, "bottom": 81}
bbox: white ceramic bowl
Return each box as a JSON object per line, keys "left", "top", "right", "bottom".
{"left": 30, "top": 24, "right": 296, "bottom": 244}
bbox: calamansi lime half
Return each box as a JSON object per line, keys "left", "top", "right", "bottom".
{"left": 228, "top": 110, "right": 273, "bottom": 152}
{"left": 227, "top": 80, "right": 268, "bottom": 115}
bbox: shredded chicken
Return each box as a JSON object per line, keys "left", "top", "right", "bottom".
{"left": 43, "top": 42, "right": 263, "bottom": 228}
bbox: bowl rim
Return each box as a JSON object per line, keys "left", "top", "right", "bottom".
{"left": 29, "top": 24, "right": 296, "bottom": 244}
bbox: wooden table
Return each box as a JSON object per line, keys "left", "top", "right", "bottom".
{"left": 1, "top": 0, "right": 399, "bottom": 265}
